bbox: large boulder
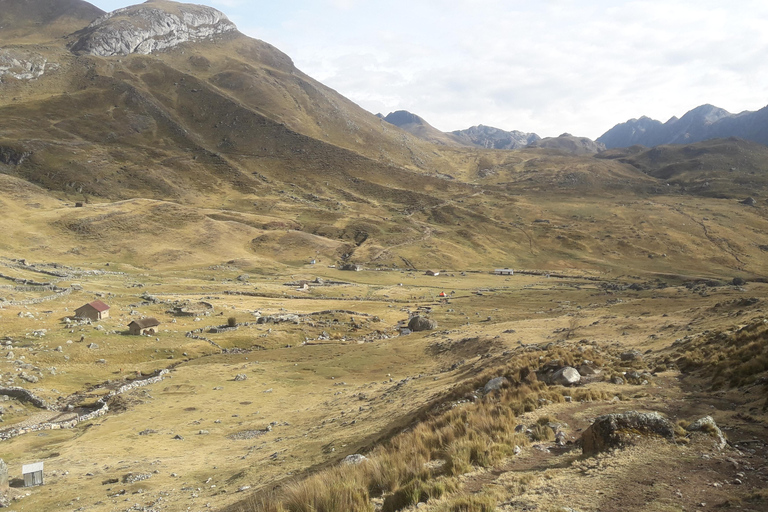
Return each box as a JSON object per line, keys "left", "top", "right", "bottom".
{"left": 551, "top": 366, "right": 581, "bottom": 386}
{"left": 581, "top": 411, "right": 675, "bottom": 455}
{"left": 686, "top": 416, "right": 727, "bottom": 450}
{"left": 483, "top": 376, "right": 509, "bottom": 394}
{"left": 408, "top": 316, "right": 437, "bottom": 332}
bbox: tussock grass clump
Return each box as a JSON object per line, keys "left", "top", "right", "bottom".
{"left": 282, "top": 466, "right": 373, "bottom": 512}
{"left": 434, "top": 493, "right": 498, "bottom": 512}
{"left": 243, "top": 346, "right": 604, "bottom": 512}
{"left": 671, "top": 318, "right": 768, "bottom": 389}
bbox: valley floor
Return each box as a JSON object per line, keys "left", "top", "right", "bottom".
{"left": 0, "top": 259, "right": 766, "bottom": 511}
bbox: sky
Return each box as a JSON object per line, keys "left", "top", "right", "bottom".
{"left": 88, "top": 0, "right": 768, "bottom": 139}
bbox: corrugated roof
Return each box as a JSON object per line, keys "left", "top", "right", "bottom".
{"left": 128, "top": 318, "right": 161, "bottom": 329}
{"left": 22, "top": 462, "right": 44, "bottom": 474}
{"left": 88, "top": 300, "right": 110, "bottom": 312}
{"left": 76, "top": 300, "right": 110, "bottom": 312}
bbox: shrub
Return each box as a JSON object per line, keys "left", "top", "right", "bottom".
{"left": 228, "top": 316, "right": 238, "bottom": 327}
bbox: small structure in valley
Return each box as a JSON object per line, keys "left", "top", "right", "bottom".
{"left": 340, "top": 263, "right": 363, "bottom": 271}
{"left": 74, "top": 300, "right": 110, "bottom": 321}
{"left": 128, "top": 318, "right": 161, "bottom": 336}
{"left": 494, "top": 268, "right": 514, "bottom": 275}
{"left": 424, "top": 270, "right": 440, "bottom": 276}
{"left": 22, "top": 462, "right": 44, "bottom": 487}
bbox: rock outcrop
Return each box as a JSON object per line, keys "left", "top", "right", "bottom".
{"left": 581, "top": 411, "right": 675, "bottom": 455}
{"left": 451, "top": 124, "right": 541, "bottom": 150}
{"left": 686, "top": 416, "right": 727, "bottom": 450}
{"left": 70, "top": 2, "right": 237, "bottom": 57}
{"left": 0, "top": 49, "right": 58, "bottom": 80}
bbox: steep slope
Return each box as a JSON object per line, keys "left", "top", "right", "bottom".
{"left": 597, "top": 137, "right": 768, "bottom": 198}
{"left": 451, "top": 124, "right": 541, "bottom": 149}
{"left": 0, "top": 0, "right": 103, "bottom": 42}
{"left": 599, "top": 103, "right": 768, "bottom": 149}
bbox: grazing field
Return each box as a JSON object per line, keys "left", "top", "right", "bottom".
{"left": 1, "top": 255, "right": 767, "bottom": 511}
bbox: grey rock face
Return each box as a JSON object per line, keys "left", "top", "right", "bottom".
{"left": 581, "top": 411, "right": 675, "bottom": 455}
{"left": 341, "top": 454, "right": 367, "bottom": 465}
{"left": 70, "top": 3, "right": 237, "bottom": 57}
{"left": 0, "top": 49, "right": 58, "bottom": 80}
{"left": 686, "top": 416, "right": 727, "bottom": 450}
{"left": 483, "top": 376, "right": 509, "bottom": 394}
{"left": 451, "top": 124, "right": 541, "bottom": 150}
{"left": 551, "top": 366, "right": 580, "bottom": 386}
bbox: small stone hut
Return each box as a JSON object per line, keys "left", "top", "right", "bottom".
{"left": 494, "top": 268, "right": 514, "bottom": 275}
{"left": 128, "top": 318, "right": 161, "bottom": 336}
{"left": 74, "top": 300, "right": 110, "bottom": 321}
{"left": 22, "top": 462, "right": 43, "bottom": 487}
{"left": 425, "top": 270, "right": 440, "bottom": 276}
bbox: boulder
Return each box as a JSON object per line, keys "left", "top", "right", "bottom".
{"left": 686, "top": 416, "right": 727, "bottom": 450}
{"left": 408, "top": 316, "right": 437, "bottom": 332}
{"left": 581, "top": 411, "right": 675, "bottom": 455}
{"left": 234, "top": 374, "right": 247, "bottom": 381}
{"left": 551, "top": 366, "right": 580, "bottom": 386}
{"left": 483, "top": 376, "right": 509, "bottom": 394}
{"left": 578, "top": 364, "right": 601, "bottom": 376}
{"left": 741, "top": 197, "right": 757, "bottom": 206}
{"left": 620, "top": 351, "right": 642, "bottom": 361}
{"left": 341, "top": 454, "right": 367, "bottom": 465}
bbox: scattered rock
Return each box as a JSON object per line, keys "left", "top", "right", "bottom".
{"left": 581, "top": 411, "right": 675, "bottom": 455}
{"left": 87, "top": 343, "right": 99, "bottom": 349}
{"left": 234, "top": 374, "right": 247, "bottom": 381}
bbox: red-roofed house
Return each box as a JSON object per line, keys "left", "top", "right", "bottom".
{"left": 74, "top": 300, "right": 110, "bottom": 321}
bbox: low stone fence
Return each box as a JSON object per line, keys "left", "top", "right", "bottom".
{"left": 0, "top": 370, "right": 170, "bottom": 441}
{"left": 0, "top": 387, "right": 51, "bottom": 409}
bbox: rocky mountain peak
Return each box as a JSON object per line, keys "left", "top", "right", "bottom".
{"left": 69, "top": 0, "right": 237, "bottom": 57}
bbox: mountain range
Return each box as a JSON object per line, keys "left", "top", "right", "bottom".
{"left": 379, "top": 111, "right": 606, "bottom": 154}
{"left": 597, "top": 103, "right": 768, "bottom": 149}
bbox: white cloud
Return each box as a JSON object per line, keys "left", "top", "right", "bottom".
{"left": 89, "top": 0, "right": 768, "bottom": 138}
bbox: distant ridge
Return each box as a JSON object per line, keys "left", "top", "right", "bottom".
{"left": 379, "top": 110, "right": 541, "bottom": 150}
{"left": 598, "top": 103, "right": 768, "bottom": 149}
{"left": 451, "top": 124, "right": 540, "bottom": 150}
{"left": 378, "top": 110, "right": 466, "bottom": 146}
{"left": 527, "top": 133, "right": 605, "bottom": 155}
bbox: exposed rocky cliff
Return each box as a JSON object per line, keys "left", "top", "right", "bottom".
{"left": 451, "top": 124, "right": 540, "bottom": 150}
{"left": 598, "top": 103, "right": 768, "bottom": 149}
{"left": 0, "top": 49, "right": 58, "bottom": 81}
{"left": 69, "top": 1, "right": 237, "bottom": 57}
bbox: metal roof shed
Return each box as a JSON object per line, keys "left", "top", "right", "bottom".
{"left": 22, "top": 462, "right": 44, "bottom": 487}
